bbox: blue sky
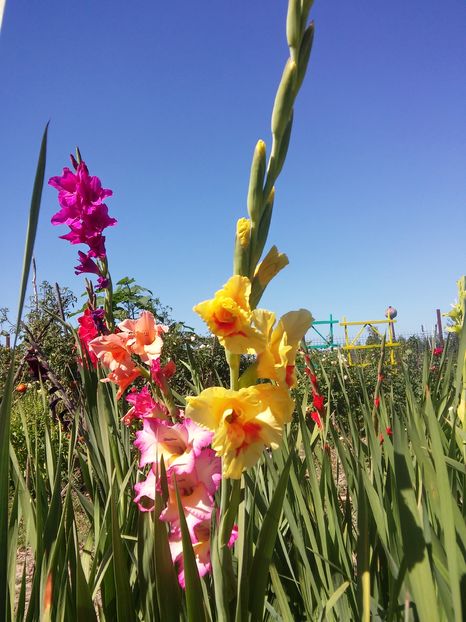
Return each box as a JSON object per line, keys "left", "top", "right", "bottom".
{"left": 0, "top": 1, "right": 465, "bottom": 342}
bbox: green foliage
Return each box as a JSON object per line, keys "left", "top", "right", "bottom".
{"left": 111, "top": 277, "right": 172, "bottom": 324}
{"left": 23, "top": 281, "right": 77, "bottom": 380}
{"left": 10, "top": 390, "right": 63, "bottom": 478}
{"left": 5, "top": 324, "right": 465, "bottom": 620}
{"left": 0, "top": 281, "right": 78, "bottom": 400}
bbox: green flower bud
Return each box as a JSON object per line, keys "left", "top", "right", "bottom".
{"left": 247, "top": 140, "right": 266, "bottom": 225}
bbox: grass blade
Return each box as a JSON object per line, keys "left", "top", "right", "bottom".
{"left": 0, "top": 124, "right": 48, "bottom": 620}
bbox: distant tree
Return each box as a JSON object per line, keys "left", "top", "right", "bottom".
{"left": 0, "top": 282, "right": 78, "bottom": 407}
{"left": 111, "top": 277, "right": 172, "bottom": 323}
{"left": 365, "top": 326, "right": 382, "bottom": 346}
{"left": 22, "top": 281, "right": 78, "bottom": 384}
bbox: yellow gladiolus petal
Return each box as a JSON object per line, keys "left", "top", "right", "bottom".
{"left": 254, "top": 383, "right": 295, "bottom": 425}
{"left": 254, "top": 245, "right": 289, "bottom": 288}
{"left": 256, "top": 308, "right": 313, "bottom": 387}
{"left": 185, "top": 384, "right": 293, "bottom": 479}
{"left": 193, "top": 275, "right": 266, "bottom": 354}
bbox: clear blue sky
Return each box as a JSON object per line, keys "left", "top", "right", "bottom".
{"left": 1, "top": 1, "right": 465, "bottom": 342}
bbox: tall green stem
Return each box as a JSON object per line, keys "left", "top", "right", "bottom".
{"left": 227, "top": 351, "right": 240, "bottom": 391}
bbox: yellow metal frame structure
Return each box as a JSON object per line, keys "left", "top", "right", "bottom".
{"left": 339, "top": 317, "right": 399, "bottom": 366}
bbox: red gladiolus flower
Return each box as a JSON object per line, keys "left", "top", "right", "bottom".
{"left": 312, "top": 392, "right": 324, "bottom": 413}
{"left": 309, "top": 410, "right": 322, "bottom": 429}
{"left": 77, "top": 309, "right": 99, "bottom": 366}
{"left": 379, "top": 426, "right": 393, "bottom": 445}
{"left": 433, "top": 347, "right": 443, "bottom": 357}
{"left": 374, "top": 396, "right": 380, "bottom": 408}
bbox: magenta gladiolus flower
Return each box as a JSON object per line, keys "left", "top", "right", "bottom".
{"left": 74, "top": 251, "right": 100, "bottom": 277}
{"left": 122, "top": 386, "right": 168, "bottom": 426}
{"left": 49, "top": 161, "right": 112, "bottom": 216}
{"left": 49, "top": 157, "right": 116, "bottom": 288}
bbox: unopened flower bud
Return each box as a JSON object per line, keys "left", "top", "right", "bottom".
{"left": 236, "top": 218, "right": 251, "bottom": 248}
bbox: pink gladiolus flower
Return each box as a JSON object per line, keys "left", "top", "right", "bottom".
{"left": 171, "top": 447, "right": 221, "bottom": 497}
{"left": 123, "top": 386, "right": 168, "bottom": 426}
{"left": 133, "top": 468, "right": 157, "bottom": 512}
{"left": 168, "top": 518, "right": 238, "bottom": 588}
{"left": 161, "top": 482, "right": 215, "bottom": 538}
{"left": 126, "top": 386, "right": 157, "bottom": 416}
{"left": 151, "top": 358, "right": 176, "bottom": 389}
{"left": 96, "top": 276, "right": 109, "bottom": 290}
{"left": 60, "top": 229, "right": 108, "bottom": 258}
{"left": 134, "top": 417, "right": 213, "bottom": 472}
{"left": 118, "top": 311, "right": 168, "bottom": 362}
{"left": 132, "top": 412, "right": 223, "bottom": 588}
{"left": 169, "top": 521, "right": 212, "bottom": 587}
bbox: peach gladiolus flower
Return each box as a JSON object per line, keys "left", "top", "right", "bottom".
{"left": 185, "top": 384, "right": 294, "bottom": 479}
{"left": 88, "top": 332, "right": 133, "bottom": 370}
{"left": 88, "top": 333, "right": 140, "bottom": 399}
{"left": 255, "top": 309, "right": 313, "bottom": 388}
{"left": 194, "top": 275, "right": 265, "bottom": 354}
{"left": 102, "top": 366, "right": 141, "bottom": 399}
{"left": 118, "top": 310, "right": 168, "bottom": 362}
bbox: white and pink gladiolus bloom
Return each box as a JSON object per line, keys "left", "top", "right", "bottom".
{"left": 133, "top": 415, "right": 231, "bottom": 586}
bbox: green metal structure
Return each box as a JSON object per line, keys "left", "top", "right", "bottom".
{"left": 307, "top": 314, "right": 339, "bottom": 349}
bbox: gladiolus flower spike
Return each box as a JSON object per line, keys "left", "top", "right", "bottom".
{"left": 49, "top": 157, "right": 116, "bottom": 291}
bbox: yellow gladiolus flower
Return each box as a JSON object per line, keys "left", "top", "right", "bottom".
{"left": 255, "top": 308, "right": 313, "bottom": 388}
{"left": 185, "top": 384, "right": 294, "bottom": 479}
{"left": 194, "top": 275, "right": 266, "bottom": 354}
